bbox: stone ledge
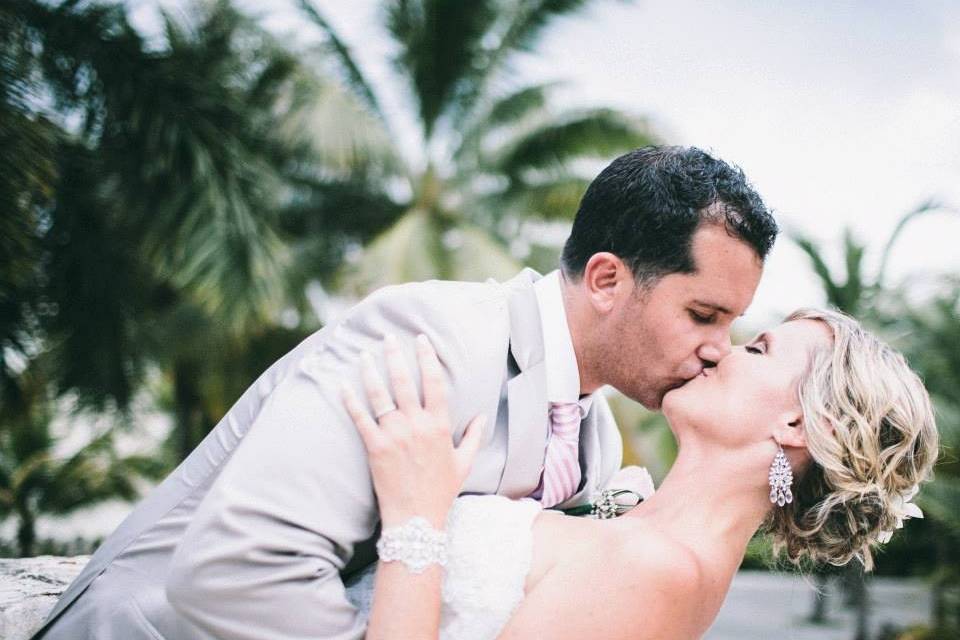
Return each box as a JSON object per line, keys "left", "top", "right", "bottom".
{"left": 0, "top": 556, "right": 88, "bottom": 640}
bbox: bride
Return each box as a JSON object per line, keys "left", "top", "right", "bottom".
{"left": 339, "top": 308, "right": 938, "bottom": 640}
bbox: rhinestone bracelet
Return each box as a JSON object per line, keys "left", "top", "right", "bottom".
{"left": 376, "top": 517, "right": 448, "bottom": 574}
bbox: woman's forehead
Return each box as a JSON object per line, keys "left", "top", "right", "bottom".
{"left": 772, "top": 319, "right": 833, "bottom": 354}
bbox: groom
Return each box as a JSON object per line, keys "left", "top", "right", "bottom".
{"left": 34, "top": 146, "right": 776, "bottom": 640}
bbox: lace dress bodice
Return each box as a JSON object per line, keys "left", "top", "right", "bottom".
{"left": 344, "top": 495, "right": 543, "bottom": 640}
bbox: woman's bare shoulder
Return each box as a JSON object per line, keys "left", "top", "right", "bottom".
{"left": 501, "top": 523, "right": 709, "bottom": 640}
{"left": 624, "top": 527, "right": 703, "bottom": 581}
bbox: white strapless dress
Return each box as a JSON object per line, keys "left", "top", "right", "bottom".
{"left": 344, "top": 495, "right": 543, "bottom": 640}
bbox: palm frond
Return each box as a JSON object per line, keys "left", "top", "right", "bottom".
{"left": 98, "top": 2, "right": 301, "bottom": 330}
{"left": 918, "top": 475, "right": 960, "bottom": 534}
{"left": 338, "top": 208, "right": 446, "bottom": 295}
{"left": 450, "top": 0, "right": 594, "bottom": 127}
{"left": 791, "top": 232, "right": 845, "bottom": 310}
{"left": 493, "top": 108, "right": 655, "bottom": 179}
{"left": 41, "top": 427, "right": 166, "bottom": 515}
{"left": 279, "top": 176, "right": 405, "bottom": 293}
{"left": 481, "top": 82, "right": 556, "bottom": 128}
{"left": 43, "top": 144, "right": 152, "bottom": 411}
{"left": 385, "top": 0, "right": 499, "bottom": 138}
{"left": 297, "top": 0, "right": 387, "bottom": 124}
{"left": 841, "top": 228, "right": 867, "bottom": 316}
{"left": 877, "top": 200, "right": 958, "bottom": 288}
{"left": 455, "top": 82, "right": 557, "bottom": 162}
{"left": 499, "top": 176, "right": 590, "bottom": 220}
{"left": 491, "top": 0, "right": 593, "bottom": 55}
{"left": 276, "top": 65, "right": 403, "bottom": 176}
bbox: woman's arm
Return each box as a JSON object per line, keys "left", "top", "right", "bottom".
{"left": 341, "top": 334, "right": 485, "bottom": 640}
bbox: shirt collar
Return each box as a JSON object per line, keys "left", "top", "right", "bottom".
{"left": 533, "top": 270, "right": 594, "bottom": 418}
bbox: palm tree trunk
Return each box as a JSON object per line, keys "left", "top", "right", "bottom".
{"left": 173, "top": 359, "right": 204, "bottom": 462}
{"left": 931, "top": 532, "right": 949, "bottom": 630}
{"left": 809, "top": 571, "right": 830, "bottom": 623}
{"left": 16, "top": 506, "right": 35, "bottom": 557}
{"left": 842, "top": 564, "right": 871, "bottom": 640}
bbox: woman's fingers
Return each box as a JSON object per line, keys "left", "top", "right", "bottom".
{"left": 383, "top": 334, "right": 419, "bottom": 412}
{"left": 416, "top": 334, "right": 449, "bottom": 416}
{"left": 360, "top": 351, "right": 399, "bottom": 423}
{"left": 340, "top": 385, "right": 383, "bottom": 452}
{"left": 455, "top": 414, "right": 486, "bottom": 477}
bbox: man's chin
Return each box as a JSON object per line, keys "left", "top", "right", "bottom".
{"left": 660, "top": 378, "right": 696, "bottom": 405}
{"left": 632, "top": 386, "right": 674, "bottom": 411}
{"left": 615, "top": 380, "right": 689, "bottom": 411}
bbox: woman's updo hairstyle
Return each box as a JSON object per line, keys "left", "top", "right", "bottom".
{"left": 765, "top": 308, "right": 939, "bottom": 571}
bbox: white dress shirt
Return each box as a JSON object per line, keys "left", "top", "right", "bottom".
{"left": 533, "top": 270, "right": 594, "bottom": 418}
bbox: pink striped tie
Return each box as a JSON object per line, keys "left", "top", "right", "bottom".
{"left": 540, "top": 402, "right": 583, "bottom": 508}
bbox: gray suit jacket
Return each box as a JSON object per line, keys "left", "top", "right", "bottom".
{"left": 34, "top": 269, "right": 623, "bottom": 640}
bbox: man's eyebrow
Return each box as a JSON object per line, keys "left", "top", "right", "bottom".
{"left": 691, "top": 300, "right": 734, "bottom": 316}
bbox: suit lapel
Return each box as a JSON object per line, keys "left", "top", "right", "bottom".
{"left": 496, "top": 269, "right": 550, "bottom": 498}
{"left": 498, "top": 360, "right": 549, "bottom": 497}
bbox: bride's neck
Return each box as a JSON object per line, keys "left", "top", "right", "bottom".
{"left": 623, "top": 438, "right": 773, "bottom": 565}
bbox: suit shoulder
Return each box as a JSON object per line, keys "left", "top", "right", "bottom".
{"left": 353, "top": 279, "right": 508, "bottom": 339}
{"left": 364, "top": 278, "right": 507, "bottom": 313}
{"left": 337, "top": 278, "right": 510, "bottom": 371}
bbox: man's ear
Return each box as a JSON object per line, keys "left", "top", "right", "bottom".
{"left": 774, "top": 411, "right": 807, "bottom": 450}
{"left": 582, "top": 252, "right": 630, "bottom": 314}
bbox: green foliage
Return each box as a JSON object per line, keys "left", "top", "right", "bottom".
{"left": 0, "top": 358, "right": 167, "bottom": 556}
{"left": 791, "top": 228, "right": 870, "bottom": 317}
{"left": 300, "top": 0, "right": 657, "bottom": 294}
{"left": 2, "top": 0, "right": 399, "bottom": 455}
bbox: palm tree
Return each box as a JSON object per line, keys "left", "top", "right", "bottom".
{"left": 0, "top": 357, "right": 167, "bottom": 556}
{"left": 791, "top": 200, "right": 957, "bottom": 321}
{"left": 6, "top": 0, "right": 398, "bottom": 459}
{"left": 297, "top": 0, "right": 658, "bottom": 293}
{"left": 0, "top": 2, "right": 58, "bottom": 426}
{"left": 893, "top": 279, "right": 960, "bottom": 634}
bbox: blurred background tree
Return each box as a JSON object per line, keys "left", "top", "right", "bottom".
{"left": 0, "top": 0, "right": 658, "bottom": 550}
{"left": 0, "top": 357, "right": 166, "bottom": 556}
{"left": 0, "top": 0, "right": 402, "bottom": 466}
{"left": 298, "top": 0, "right": 657, "bottom": 292}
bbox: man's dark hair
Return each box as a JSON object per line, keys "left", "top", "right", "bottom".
{"left": 561, "top": 146, "right": 778, "bottom": 284}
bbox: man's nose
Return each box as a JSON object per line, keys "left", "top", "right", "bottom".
{"left": 697, "top": 333, "right": 732, "bottom": 366}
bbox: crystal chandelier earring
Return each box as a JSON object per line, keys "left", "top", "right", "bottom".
{"left": 769, "top": 443, "right": 793, "bottom": 506}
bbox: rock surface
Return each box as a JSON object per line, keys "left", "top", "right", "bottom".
{"left": 0, "top": 556, "right": 88, "bottom": 640}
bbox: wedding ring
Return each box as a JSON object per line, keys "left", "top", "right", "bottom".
{"left": 373, "top": 402, "right": 398, "bottom": 420}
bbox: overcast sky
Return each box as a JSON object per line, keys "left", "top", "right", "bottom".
{"left": 135, "top": 0, "right": 960, "bottom": 328}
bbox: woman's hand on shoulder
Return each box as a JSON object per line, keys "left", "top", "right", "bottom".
{"left": 340, "top": 334, "right": 486, "bottom": 529}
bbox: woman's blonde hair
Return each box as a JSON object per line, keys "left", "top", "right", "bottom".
{"left": 764, "top": 308, "right": 939, "bottom": 570}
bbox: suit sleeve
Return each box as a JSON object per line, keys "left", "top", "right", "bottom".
{"left": 166, "top": 285, "right": 472, "bottom": 640}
